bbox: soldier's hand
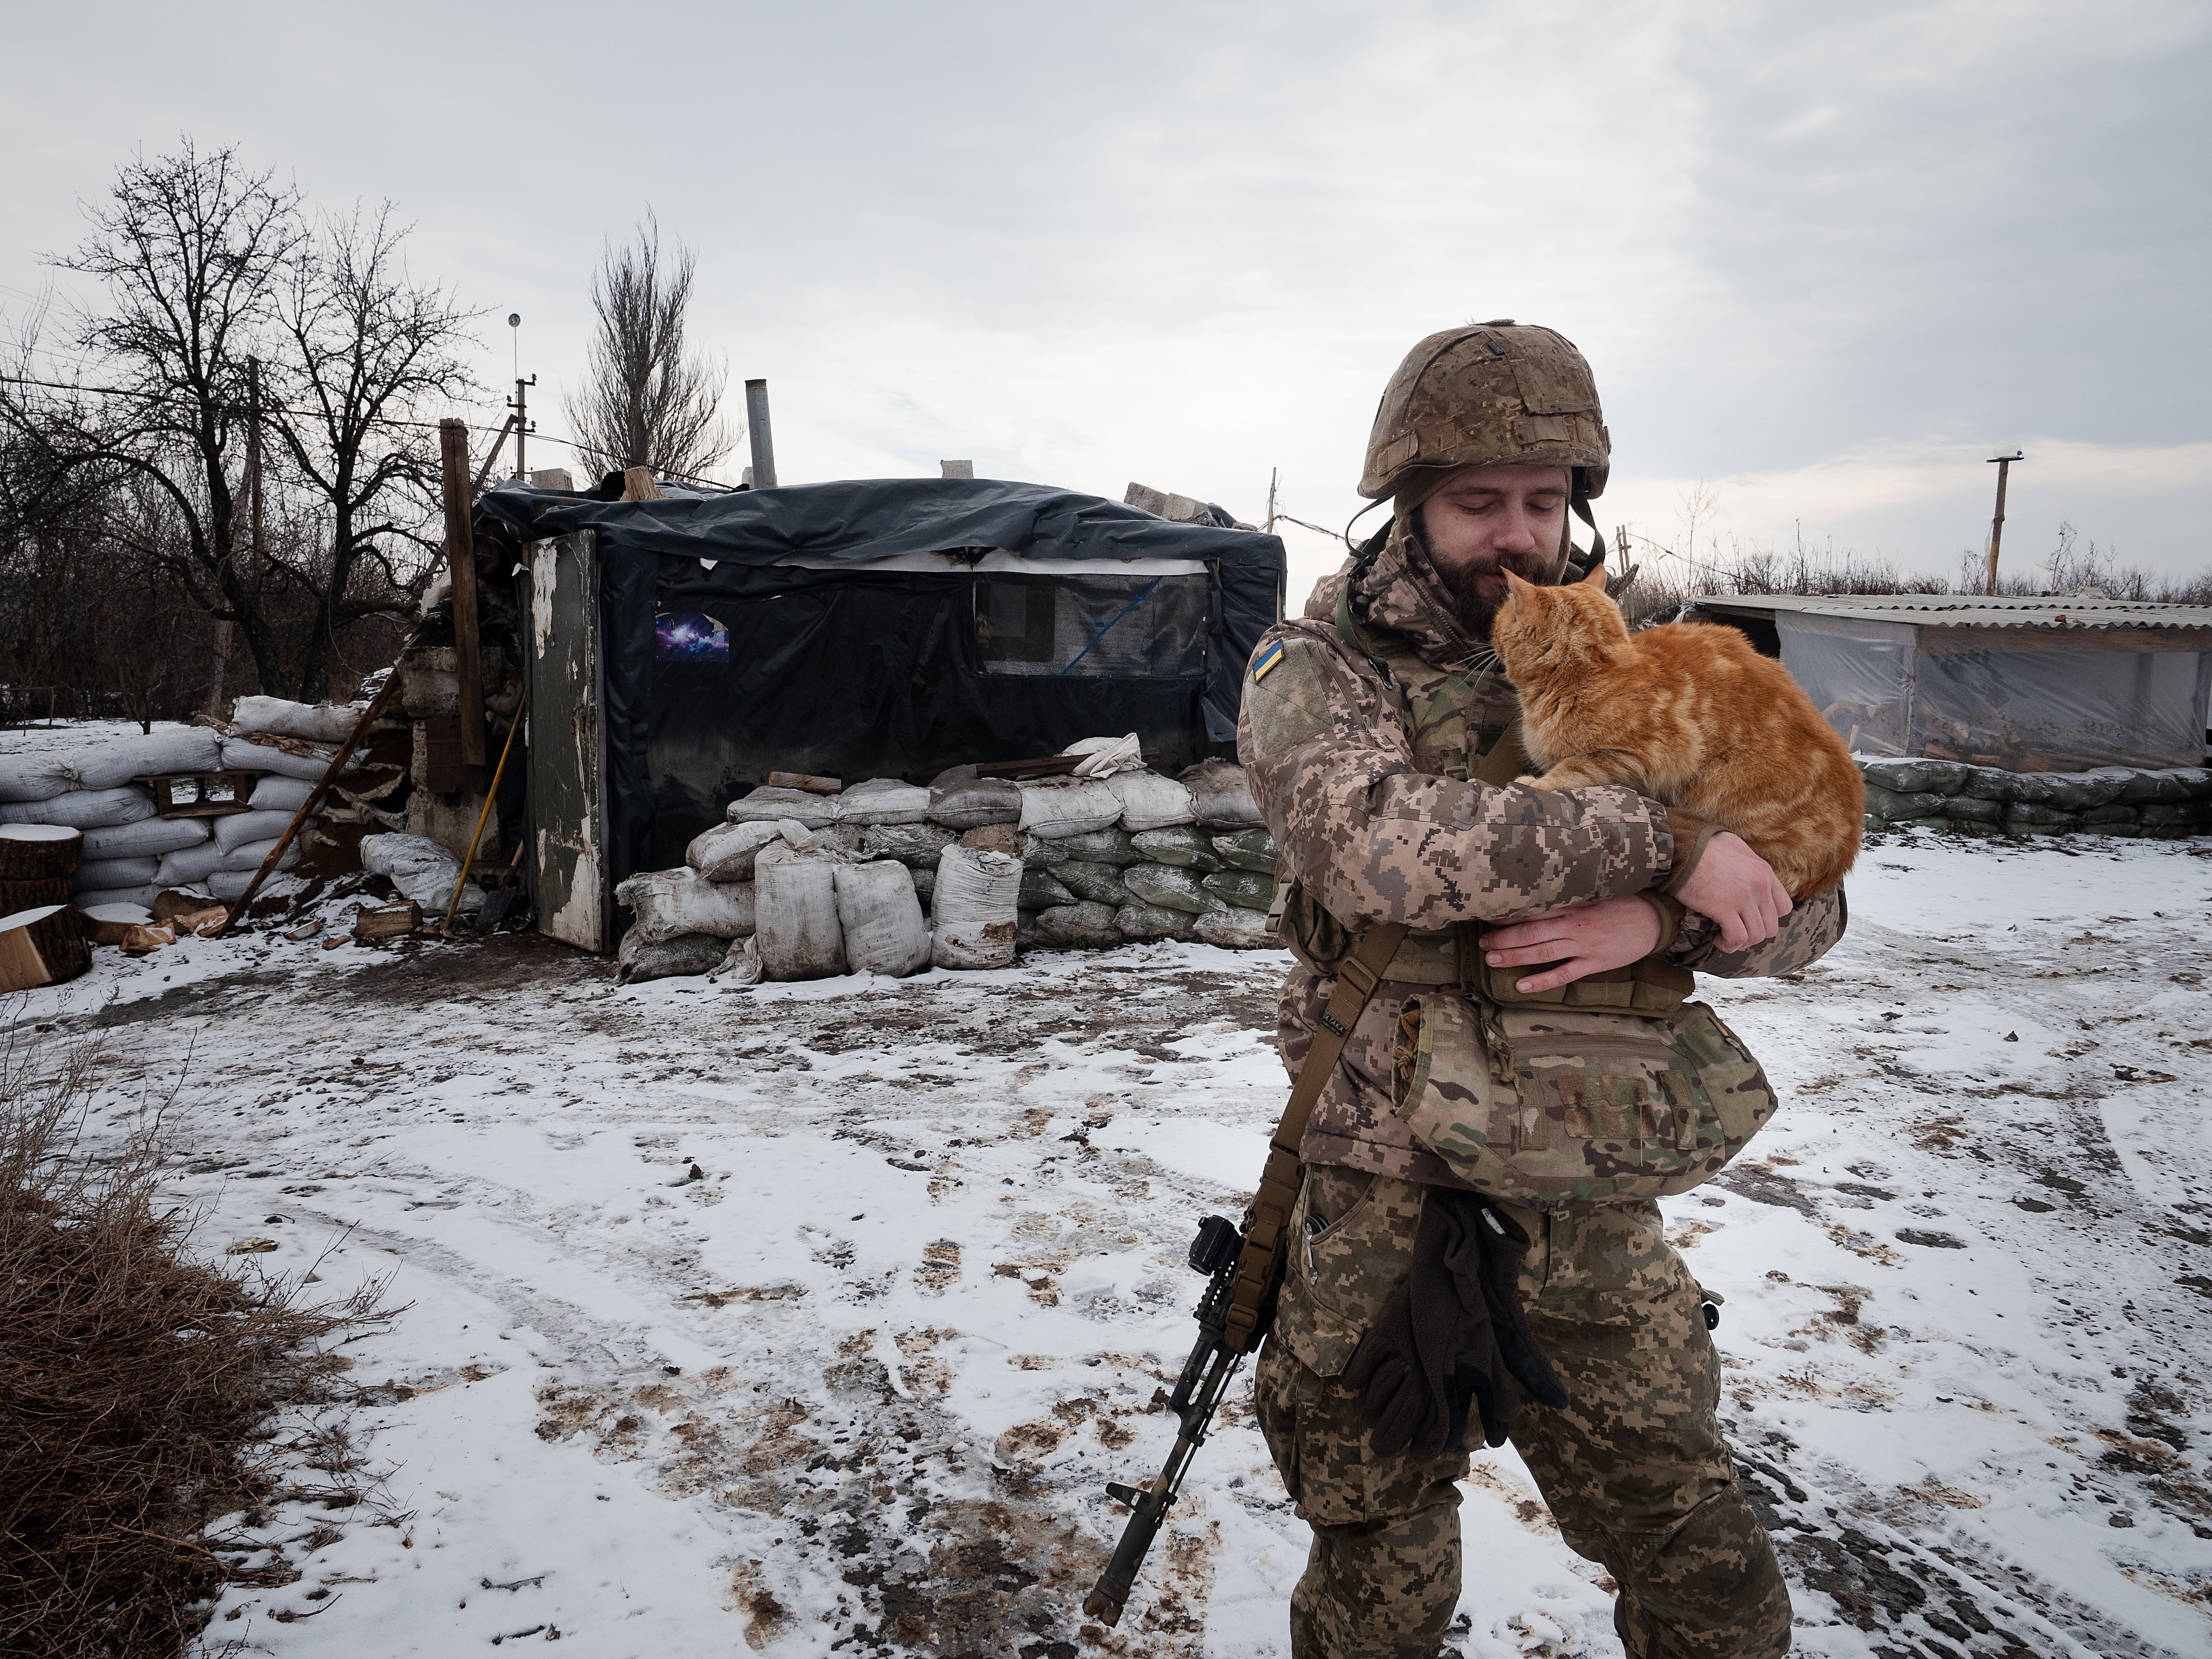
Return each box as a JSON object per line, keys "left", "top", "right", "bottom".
{"left": 1481, "top": 896, "right": 1663, "bottom": 993}
{"left": 1676, "top": 832, "right": 1792, "bottom": 953}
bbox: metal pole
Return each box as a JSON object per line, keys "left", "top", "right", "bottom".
{"left": 511, "top": 375, "right": 536, "bottom": 479}
{"left": 439, "top": 419, "right": 487, "bottom": 768}
{"left": 1983, "top": 450, "right": 2023, "bottom": 596}
{"left": 745, "top": 378, "right": 777, "bottom": 488}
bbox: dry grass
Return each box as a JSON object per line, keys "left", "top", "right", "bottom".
{"left": 0, "top": 1016, "right": 390, "bottom": 1658}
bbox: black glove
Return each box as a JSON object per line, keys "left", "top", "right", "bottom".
{"left": 1341, "top": 1190, "right": 1566, "bottom": 1460}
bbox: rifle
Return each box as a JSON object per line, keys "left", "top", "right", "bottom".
{"left": 1082, "top": 923, "right": 1407, "bottom": 1627}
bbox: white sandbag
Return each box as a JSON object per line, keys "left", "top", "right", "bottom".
{"left": 616, "top": 927, "right": 728, "bottom": 984}
{"left": 687, "top": 818, "right": 798, "bottom": 883}
{"left": 70, "top": 856, "right": 160, "bottom": 891}
{"left": 1116, "top": 900, "right": 1199, "bottom": 941}
{"left": 833, "top": 860, "right": 931, "bottom": 977}
{"left": 1065, "top": 733, "right": 1144, "bottom": 777}
{"left": 754, "top": 847, "right": 847, "bottom": 980}
{"left": 0, "top": 787, "right": 157, "bottom": 830}
{"left": 715, "top": 934, "right": 763, "bottom": 986}
{"left": 219, "top": 735, "right": 363, "bottom": 781}
{"left": 614, "top": 867, "right": 758, "bottom": 944}
{"left": 834, "top": 777, "right": 931, "bottom": 825}
{"left": 81, "top": 815, "right": 210, "bottom": 859}
{"left": 359, "top": 831, "right": 483, "bottom": 912}
{"left": 1180, "top": 758, "right": 1262, "bottom": 827}
{"left": 154, "top": 840, "right": 229, "bottom": 887}
{"left": 73, "top": 886, "right": 162, "bottom": 911}
{"left": 1016, "top": 776, "right": 1122, "bottom": 838}
{"left": 220, "top": 837, "right": 302, "bottom": 873}
{"left": 69, "top": 728, "right": 223, "bottom": 790}
{"left": 204, "top": 862, "right": 295, "bottom": 900}
{"left": 230, "top": 695, "right": 368, "bottom": 744}
{"left": 249, "top": 774, "right": 318, "bottom": 812}
{"left": 929, "top": 844, "right": 1022, "bottom": 971}
{"left": 1034, "top": 901, "right": 1122, "bottom": 949}
{"left": 1196, "top": 907, "right": 1273, "bottom": 949}
{"left": 214, "top": 809, "right": 307, "bottom": 855}
{"left": 926, "top": 768, "right": 1022, "bottom": 830}
{"left": 0, "top": 753, "right": 76, "bottom": 803}
{"left": 1106, "top": 769, "right": 1197, "bottom": 832}
{"left": 725, "top": 785, "right": 838, "bottom": 829}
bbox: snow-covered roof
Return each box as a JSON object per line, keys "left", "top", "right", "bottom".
{"left": 1688, "top": 592, "right": 2212, "bottom": 631}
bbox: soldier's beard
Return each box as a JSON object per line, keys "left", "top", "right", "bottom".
{"left": 1439, "top": 549, "right": 1558, "bottom": 638}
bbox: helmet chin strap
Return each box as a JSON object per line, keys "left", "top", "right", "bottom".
{"left": 1552, "top": 489, "right": 1609, "bottom": 584}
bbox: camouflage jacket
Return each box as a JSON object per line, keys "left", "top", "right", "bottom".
{"left": 1237, "top": 531, "right": 1848, "bottom": 1188}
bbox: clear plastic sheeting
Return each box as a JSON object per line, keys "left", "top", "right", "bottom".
{"left": 1778, "top": 615, "right": 1915, "bottom": 755}
{"left": 1913, "top": 646, "right": 2210, "bottom": 771}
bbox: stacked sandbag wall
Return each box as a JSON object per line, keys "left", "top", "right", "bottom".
{"left": 1857, "top": 757, "right": 2212, "bottom": 838}
{"left": 612, "top": 754, "right": 1286, "bottom": 984}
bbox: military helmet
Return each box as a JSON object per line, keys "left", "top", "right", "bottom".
{"left": 1358, "top": 321, "right": 1610, "bottom": 502}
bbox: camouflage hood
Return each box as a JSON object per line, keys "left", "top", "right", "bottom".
{"left": 1303, "top": 527, "right": 1497, "bottom": 678}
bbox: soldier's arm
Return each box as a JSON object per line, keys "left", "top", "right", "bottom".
{"left": 1657, "top": 885, "right": 1848, "bottom": 978}
{"left": 1238, "top": 626, "right": 1687, "bottom": 931}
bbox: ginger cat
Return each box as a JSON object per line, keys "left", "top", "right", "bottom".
{"left": 1490, "top": 566, "right": 1862, "bottom": 899}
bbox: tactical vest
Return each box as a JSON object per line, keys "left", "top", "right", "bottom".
{"left": 1278, "top": 631, "right": 1779, "bottom": 1208}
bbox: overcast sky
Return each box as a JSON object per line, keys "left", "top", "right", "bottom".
{"left": 5, "top": 0, "right": 2206, "bottom": 602}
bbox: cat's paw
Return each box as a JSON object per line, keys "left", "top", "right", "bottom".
{"left": 1515, "top": 773, "right": 1553, "bottom": 789}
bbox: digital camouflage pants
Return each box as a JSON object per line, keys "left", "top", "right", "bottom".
{"left": 1254, "top": 1167, "right": 1791, "bottom": 1659}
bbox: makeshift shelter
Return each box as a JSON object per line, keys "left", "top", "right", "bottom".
{"left": 474, "top": 477, "right": 1286, "bottom": 951}
{"left": 1684, "top": 594, "right": 2212, "bottom": 771}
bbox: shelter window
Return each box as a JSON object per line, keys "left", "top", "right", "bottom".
{"left": 975, "top": 572, "right": 1208, "bottom": 678}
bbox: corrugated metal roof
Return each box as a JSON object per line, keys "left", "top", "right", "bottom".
{"left": 1687, "top": 593, "right": 2212, "bottom": 631}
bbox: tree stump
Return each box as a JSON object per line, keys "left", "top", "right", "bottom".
{"left": 0, "top": 903, "right": 92, "bottom": 992}
{"left": 0, "top": 824, "right": 82, "bottom": 881}
{"left": 0, "top": 876, "right": 70, "bottom": 912}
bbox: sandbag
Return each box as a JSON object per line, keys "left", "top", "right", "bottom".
{"left": 220, "top": 838, "right": 302, "bottom": 874}
{"left": 1065, "top": 733, "right": 1145, "bottom": 777}
{"left": 1124, "top": 863, "right": 1213, "bottom": 915}
{"left": 1211, "top": 827, "right": 1279, "bottom": 872}
{"left": 1019, "top": 867, "right": 1078, "bottom": 909}
{"left": 929, "top": 844, "right": 1021, "bottom": 970}
{"left": 835, "top": 777, "right": 931, "bottom": 825}
{"left": 615, "top": 867, "right": 759, "bottom": 943}
{"left": 715, "top": 935, "right": 763, "bottom": 986}
{"left": 1034, "top": 901, "right": 1122, "bottom": 949}
{"left": 69, "top": 728, "right": 223, "bottom": 790}
{"left": 927, "top": 767, "right": 1023, "bottom": 830}
{"left": 204, "top": 862, "right": 295, "bottom": 900}
{"left": 1180, "top": 758, "right": 1262, "bottom": 827}
{"left": 0, "top": 753, "right": 75, "bottom": 803}
{"left": 1054, "top": 860, "right": 1132, "bottom": 906}
{"left": 0, "top": 787, "right": 157, "bottom": 830}
{"left": 833, "top": 860, "right": 931, "bottom": 977}
{"left": 910, "top": 865, "right": 936, "bottom": 905}
{"left": 1196, "top": 906, "right": 1273, "bottom": 949}
{"left": 1115, "top": 901, "right": 1199, "bottom": 942}
{"left": 725, "top": 785, "right": 838, "bottom": 830}
{"left": 220, "top": 735, "right": 364, "bottom": 781}
{"left": 230, "top": 696, "right": 368, "bottom": 744}
{"left": 214, "top": 809, "right": 308, "bottom": 855}
{"left": 1042, "top": 827, "right": 1144, "bottom": 867}
{"left": 81, "top": 816, "right": 210, "bottom": 859}
{"left": 687, "top": 818, "right": 801, "bottom": 883}
{"left": 861, "top": 821, "right": 959, "bottom": 869}
{"left": 359, "top": 832, "right": 484, "bottom": 912}
{"left": 617, "top": 927, "right": 729, "bottom": 984}
{"left": 754, "top": 847, "right": 847, "bottom": 979}
{"left": 249, "top": 774, "right": 318, "bottom": 812}
{"left": 1203, "top": 869, "right": 1277, "bottom": 911}
{"left": 70, "top": 885, "right": 163, "bottom": 912}
{"left": 1107, "top": 770, "right": 1197, "bottom": 832}
{"left": 1018, "top": 776, "right": 1122, "bottom": 838}
{"left": 154, "top": 841, "right": 229, "bottom": 887}
{"left": 1132, "top": 826, "right": 1224, "bottom": 871}
{"left": 70, "top": 856, "right": 160, "bottom": 891}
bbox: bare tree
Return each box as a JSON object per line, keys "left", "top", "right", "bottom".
{"left": 268, "top": 203, "right": 480, "bottom": 698}
{"left": 565, "top": 212, "right": 735, "bottom": 480}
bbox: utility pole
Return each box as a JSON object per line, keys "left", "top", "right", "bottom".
{"left": 1265, "top": 467, "right": 1278, "bottom": 535}
{"left": 439, "top": 419, "right": 487, "bottom": 771}
{"left": 1983, "top": 450, "right": 2024, "bottom": 596}
{"left": 509, "top": 375, "right": 536, "bottom": 480}
{"left": 745, "top": 379, "right": 777, "bottom": 488}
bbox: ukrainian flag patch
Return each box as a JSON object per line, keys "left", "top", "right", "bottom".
{"left": 1252, "top": 640, "right": 1286, "bottom": 682}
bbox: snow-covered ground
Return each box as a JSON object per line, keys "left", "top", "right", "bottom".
{"left": 11, "top": 832, "right": 2211, "bottom": 1659}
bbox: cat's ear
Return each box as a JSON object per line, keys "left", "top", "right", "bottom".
{"left": 1580, "top": 563, "right": 1608, "bottom": 588}
{"left": 1501, "top": 569, "right": 1537, "bottom": 595}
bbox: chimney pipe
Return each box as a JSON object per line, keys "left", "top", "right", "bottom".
{"left": 745, "top": 379, "right": 777, "bottom": 489}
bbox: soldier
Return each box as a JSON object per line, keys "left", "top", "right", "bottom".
{"left": 1239, "top": 322, "right": 1845, "bottom": 1659}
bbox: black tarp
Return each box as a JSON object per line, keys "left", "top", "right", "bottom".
{"left": 477, "top": 478, "right": 1285, "bottom": 880}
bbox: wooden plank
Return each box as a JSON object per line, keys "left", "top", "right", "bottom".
{"left": 765, "top": 771, "right": 843, "bottom": 795}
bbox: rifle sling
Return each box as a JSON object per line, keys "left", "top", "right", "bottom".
{"left": 1220, "top": 919, "right": 1409, "bottom": 1353}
